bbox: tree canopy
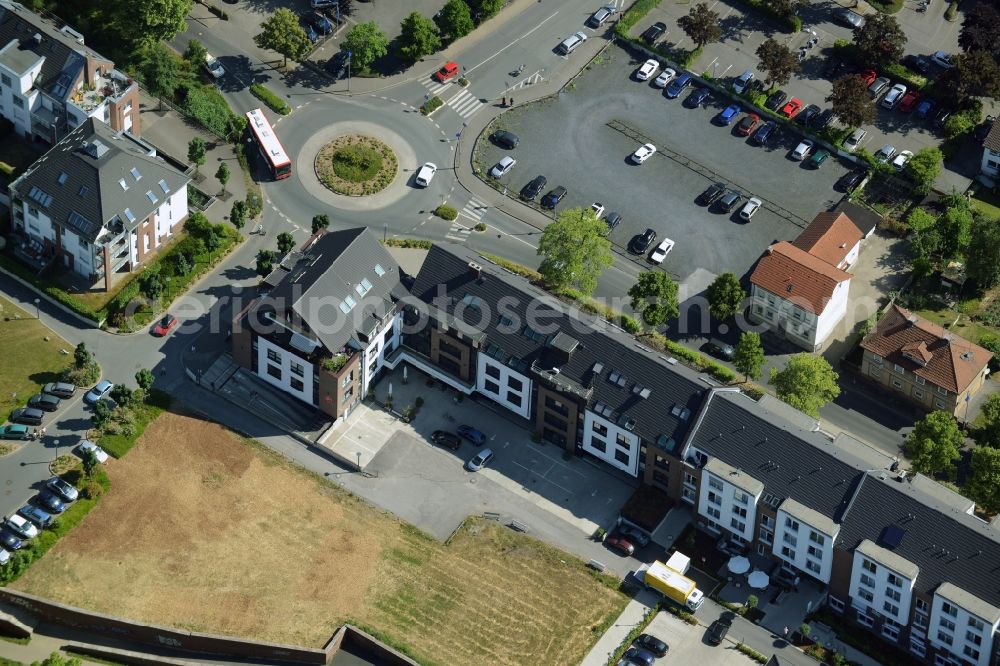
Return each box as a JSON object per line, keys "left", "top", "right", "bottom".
{"left": 827, "top": 74, "right": 875, "bottom": 128}
{"left": 852, "top": 13, "right": 906, "bottom": 65}
{"left": 733, "top": 332, "right": 765, "bottom": 381}
{"left": 770, "top": 353, "right": 840, "bottom": 417}
{"left": 906, "top": 148, "right": 942, "bottom": 196}
{"left": 706, "top": 272, "right": 746, "bottom": 321}
{"left": 343, "top": 21, "right": 390, "bottom": 71}
{"left": 967, "top": 446, "right": 1000, "bottom": 514}
{"left": 755, "top": 38, "right": 800, "bottom": 87}
{"left": 967, "top": 214, "right": 1000, "bottom": 289}
{"left": 115, "top": 0, "right": 191, "bottom": 51}
{"left": 537, "top": 207, "right": 614, "bottom": 296}
{"left": 399, "top": 12, "right": 441, "bottom": 63}
{"left": 436, "top": 0, "right": 475, "bottom": 41}
{"left": 254, "top": 8, "right": 312, "bottom": 67}
{"left": 628, "top": 271, "right": 680, "bottom": 328}
{"left": 959, "top": 4, "right": 1000, "bottom": 56}
{"left": 906, "top": 410, "right": 964, "bottom": 477}
{"left": 678, "top": 3, "right": 722, "bottom": 49}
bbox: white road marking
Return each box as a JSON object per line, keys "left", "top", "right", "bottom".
{"left": 464, "top": 12, "right": 560, "bottom": 75}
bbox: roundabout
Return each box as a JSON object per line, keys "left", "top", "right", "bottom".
{"left": 316, "top": 134, "right": 398, "bottom": 197}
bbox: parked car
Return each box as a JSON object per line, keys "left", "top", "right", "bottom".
{"left": 635, "top": 58, "right": 659, "bottom": 81}
{"left": 586, "top": 5, "right": 616, "bottom": 27}
{"left": 808, "top": 149, "right": 831, "bottom": 169}
{"left": 881, "top": 83, "right": 907, "bottom": 109}
{"left": 629, "top": 229, "right": 657, "bottom": 254}
{"left": 835, "top": 8, "right": 865, "bottom": 27}
{"left": 414, "top": 162, "right": 437, "bottom": 187}
{"left": 45, "top": 476, "right": 78, "bottom": 502}
{"left": 764, "top": 89, "right": 787, "bottom": 111}
{"left": 892, "top": 149, "right": 914, "bottom": 171}
{"left": 430, "top": 430, "right": 461, "bottom": 451}
{"left": 35, "top": 490, "right": 66, "bottom": 514}
{"left": 203, "top": 53, "right": 225, "bottom": 80}
{"left": 633, "top": 634, "right": 668, "bottom": 657}
{"left": 5, "top": 515, "right": 37, "bottom": 540}
{"left": 707, "top": 618, "right": 732, "bottom": 645}
{"left": 556, "top": 31, "right": 587, "bottom": 55}
{"left": 752, "top": 121, "right": 777, "bottom": 145}
{"left": 810, "top": 109, "right": 834, "bottom": 130}
{"left": 153, "top": 313, "right": 178, "bottom": 336}
{"left": 28, "top": 393, "right": 60, "bottom": 412}
{"left": 491, "top": 130, "right": 519, "bottom": 149}
{"left": 665, "top": 73, "right": 692, "bottom": 98}
{"left": 520, "top": 175, "right": 547, "bottom": 200}
{"left": 10, "top": 407, "right": 43, "bottom": 426}
{"left": 706, "top": 338, "right": 735, "bottom": 360}
{"left": 84, "top": 379, "right": 114, "bottom": 405}
{"left": 308, "top": 10, "right": 334, "bottom": 33}
{"left": 931, "top": 50, "right": 954, "bottom": 69}
{"left": 587, "top": 203, "right": 605, "bottom": 219}
{"left": 739, "top": 197, "right": 762, "bottom": 221}
{"left": 604, "top": 212, "right": 622, "bottom": 234}
{"left": 780, "top": 98, "right": 803, "bottom": 118}
{"left": 932, "top": 108, "right": 951, "bottom": 129}
{"left": 18, "top": 504, "right": 53, "bottom": 529}
{"left": 465, "top": 448, "right": 495, "bottom": 472}
{"left": 457, "top": 425, "right": 486, "bottom": 445}
{"left": 795, "top": 104, "right": 820, "bottom": 126}
{"left": 489, "top": 156, "right": 516, "bottom": 178}
{"left": 791, "top": 139, "right": 814, "bottom": 161}
{"left": 844, "top": 128, "right": 867, "bottom": 153}
{"left": 735, "top": 113, "right": 760, "bottom": 136}
{"left": 630, "top": 143, "right": 657, "bottom": 164}
{"left": 716, "top": 190, "right": 743, "bottom": 213}
{"left": 541, "top": 185, "right": 567, "bottom": 209}
{"left": 622, "top": 647, "right": 655, "bottom": 666}
{"left": 604, "top": 532, "right": 635, "bottom": 556}
{"left": 683, "top": 86, "right": 709, "bottom": 108}
{"left": 915, "top": 99, "right": 934, "bottom": 120}
{"left": 717, "top": 104, "right": 741, "bottom": 125}
{"left": 0, "top": 549, "right": 9, "bottom": 565}
{"left": 903, "top": 54, "right": 931, "bottom": 75}
{"left": 867, "top": 76, "right": 890, "bottom": 99}
{"left": 325, "top": 50, "right": 349, "bottom": 78}
{"left": 433, "top": 60, "right": 459, "bottom": 82}
{"left": 874, "top": 144, "right": 897, "bottom": 163}
{"left": 43, "top": 382, "right": 75, "bottom": 399}
{"left": 0, "top": 425, "right": 30, "bottom": 440}
{"left": 698, "top": 182, "right": 727, "bottom": 205}
{"left": 732, "top": 69, "right": 754, "bottom": 94}
{"left": 859, "top": 69, "right": 878, "bottom": 87}
{"left": 0, "top": 531, "right": 22, "bottom": 551}
{"left": 649, "top": 238, "right": 675, "bottom": 264}
{"left": 899, "top": 90, "right": 920, "bottom": 113}
{"left": 641, "top": 21, "right": 666, "bottom": 44}
{"left": 976, "top": 116, "right": 996, "bottom": 143}
{"left": 618, "top": 524, "right": 651, "bottom": 547}
{"left": 838, "top": 169, "right": 867, "bottom": 192}
{"left": 653, "top": 67, "right": 677, "bottom": 88}
{"left": 79, "top": 439, "right": 109, "bottom": 463}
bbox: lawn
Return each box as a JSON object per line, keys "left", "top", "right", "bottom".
{"left": 12, "top": 412, "right": 626, "bottom": 666}
{"left": 0, "top": 296, "right": 73, "bottom": 420}
{"left": 914, "top": 303, "right": 994, "bottom": 347}
{"left": 971, "top": 187, "right": 1000, "bottom": 220}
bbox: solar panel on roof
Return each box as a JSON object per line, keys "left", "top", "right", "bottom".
{"left": 879, "top": 524, "right": 906, "bottom": 549}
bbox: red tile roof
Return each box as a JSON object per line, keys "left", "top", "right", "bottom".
{"left": 792, "top": 212, "right": 864, "bottom": 268}
{"left": 749, "top": 242, "right": 852, "bottom": 315}
{"left": 861, "top": 305, "right": 993, "bottom": 394}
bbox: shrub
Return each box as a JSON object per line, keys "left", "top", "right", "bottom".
{"left": 250, "top": 83, "right": 291, "bottom": 115}
{"left": 882, "top": 62, "right": 928, "bottom": 90}
{"left": 332, "top": 144, "right": 383, "bottom": 182}
{"left": 620, "top": 315, "right": 642, "bottom": 334}
{"left": 473, "top": 222, "right": 487, "bottom": 232}
{"left": 980, "top": 334, "right": 1000, "bottom": 371}
{"left": 435, "top": 204, "right": 458, "bottom": 220}
{"left": 383, "top": 238, "right": 434, "bottom": 249}
{"left": 945, "top": 0, "right": 958, "bottom": 20}
{"left": 182, "top": 84, "right": 240, "bottom": 138}
{"left": 420, "top": 96, "right": 444, "bottom": 115}
{"left": 736, "top": 643, "right": 769, "bottom": 664}
{"left": 617, "top": 0, "right": 663, "bottom": 32}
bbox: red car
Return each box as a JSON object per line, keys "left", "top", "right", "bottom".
{"left": 859, "top": 69, "right": 877, "bottom": 87}
{"left": 899, "top": 90, "right": 920, "bottom": 113}
{"left": 780, "top": 98, "right": 803, "bottom": 118}
{"left": 604, "top": 532, "right": 635, "bottom": 556}
{"left": 152, "top": 314, "right": 178, "bottom": 336}
{"left": 433, "top": 61, "right": 459, "bottom": 83}
{"left": 735, "top": 113, "right": 761, "bottom": 136}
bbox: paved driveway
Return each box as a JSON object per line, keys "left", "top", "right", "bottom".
{"left": 478, "top": 44, "right": 849, "bottom": 287}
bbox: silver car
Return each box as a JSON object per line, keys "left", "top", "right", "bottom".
{"left": 466, "top": 448, "right": 495, "bottom": 472}
{"left": 489, "top": 156, "right": 516, "bottom": 178}
{"left": 844, "top": 128, "right": 867, "bottom": 153}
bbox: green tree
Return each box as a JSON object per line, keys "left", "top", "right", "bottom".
{"left": 769, "top": 0, "right": 807, "bottom": 18}
{"left": 343, "top": 21, "right": 390, "bottom": 71}
{"left": 628, "top": 271, "right": 680, "bottom": 328}
{"left": 74, "top": 342, "right": 92, "bottom": 369}
{"left": 677, "top": 2, "right": 722, "bottom": 49}
{"left": 907, "top": 148, "right": 942, "bottom": 196}
{"left": 755, "top": 38, "right": 800, "bottom": 87}
{"left": 974, "top": 393, "right": 1000, "bottom": 447}
{"left": 215, "top": 162, "right": 230, "bottom": 196}
{"left": 245, "top": 192, "right": 263, "bottom": 219}
{"left": 399, "top": 12, "right": 441, "bottom": 63}
{"left": 141, "top": 44, "right": 181, "bottom": 110}
{"left": 81, "top": 447, "right": 100, "bottom": 479}
{"left": 436, "top": 0, "right": 475, "bottom": 41}
{"left": 537, "top": 207, "right": 614, "bottom": 296}
{"left": 135, "top": 368, "right": 155, "bottom": 392}
{"left": 187, "top": 137, "right": 206, "bottom": 176}
{"left": 907, "top": 207, "right": 941, "bottom": 262}
{"left": 706, "top": 272, "right": 746, "bottom": 321}
{"left": 276, "top": 231, "right": 296, "bottom": 255}
{"left": 92, "top": 400, "right": 113, "bottom": 430}
{"left": 110, "top": 384, "right": 134, "bottom": 408}
{"left": 906, "top": 410, "right": 964, "bottom": 477}
{"left": 140, "top": 268, "right": 165, "bottom": 301}
{"left": 183, "top": 39, "right": 207, "bottom": 68}
{"left": 827, "top": 74, "right": 876, "bottom": 128}
{"left": 734, "top": 332, "right": 765, "bottom": 381}
{"left": 853, "top": 13, "right": 906, "bottom": 65}
{"left": 114, "top": 0, "right": 190, "bottom": 50}
{"left": 468, "top": 0, "right": 506, "bottom": 22}
{"left": 960, "top": 4, "right": 1000, "bottom": 55}
{"left": 254, "top": 8, "right": 312, "bottom": 68}
{"left": 256, "top": 249, "right": 276, "bottom": 276}
{"left": 967, "top": 446, "right": 1000, "bottom": 514}
{"left": 311, "top": 213, "right": 330, "bottom": 234}
{"left": 939, "top": 50, "right": 1000, "bottom": 103}
{"left": 938, "top": 202, "right": 974, "bottom": 259}
{"left": 31, "top": 652, "right": 82, "bottom": 666}
{"left": 229, "top": 200, "right": 246, "bottom": 230}
{"left": 967, "top": 215, "right": 1000, "bottom": 289}
{"left": 770, "top": 353, "right": 840, "bottom": 417}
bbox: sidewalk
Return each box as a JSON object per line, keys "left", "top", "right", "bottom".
{"left": 579, "top": 589, "right": 661, "bottom": 666}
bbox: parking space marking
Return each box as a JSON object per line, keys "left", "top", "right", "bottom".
{"left": 510, "top": 460, "right": 575, "bottom": 496}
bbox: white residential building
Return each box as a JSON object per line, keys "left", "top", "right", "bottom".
{"left": 929, "top": 584, "right": 1000, "bottom": 666}
{"left": 773, "top": 499, "right": 838, "bottom": 584}
{"left": 849, "top": 539, "right": 919, "bottom": 630}
{"left": 697, "top": 458, "right": 763, "bottom": 543}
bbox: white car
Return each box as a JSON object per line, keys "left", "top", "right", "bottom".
{"left": 931, "top": 50, "right": 954, "bottom": 69}
{"left": 636, "top": 59, "right": 659, "bottom": 81}
{"left": 414, "top": 162, "right": 437, "bottom": 187}
{"left": 791, "top": 139, "right": 814, "bottom": 161}
{"left": 892, "top": 150, "right": 914, "bottom": 171}
{"left": 653, "top": 67, "right": 677, "bottom": 88}
{"left": 204, "top": 53, "right": 225, "bottom": 80}
{"left": 649, "top": 238, "right": 675, "bottom": 264}
{"left": 5, "top": 514, "right": 37, "bottom": 540}
{"left": 881, "top": 83, "right": 907, "bottom": 109}
{"left": 79, "top": 440, "right": 109, "bottom": 464}
{"left": 489, "top": 156, "right": 516, "bottom": 178}
{"left": 740, "top": 197, "right": 763, "bottom": 221}
{"left": 0, "top": 548, "right": 9, "bottom": 565}
{"left": 631, "top": 143, "right": 656, "bottom": 164}
{"left": 590, "top": 202, "right": 606, "bottom": 219}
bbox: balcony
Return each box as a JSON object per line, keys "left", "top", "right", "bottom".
{"left": 68, "top": 70, "right": 134, "bottom": 114}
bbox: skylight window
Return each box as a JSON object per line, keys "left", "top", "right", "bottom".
{"left": 146, "top": 190, "right": 158, "bottom": 204}
{"left": 130, "top": 167, "right": 141, "bottom": 181}
{"left": 123, "top": 208, "right": 136, "bottom": 223}
{"left": 118, "top": 178, "right": 128, "bottom": 191}
{"left": 27, "top": 186, "right": 53, "bottom": 207}
{"left": 56, "top": 172, "right": 68, "bottom": 185}
{"left": 461, "top": 293, "right": 482, "bottom": 309}
{"left": 77, "top": 186, "right": 88, "bottom": 197}
{"left": 338, "top": 294, "right": 358, "bottom": 314}
{"left": 374, "top": 263, "right": 386, "bottom": 276}
{"left": 354, "top": 277, "right": 373, "bottom": 297}
{"left": 158, "top": 179, "right": 169, "bottom": 194}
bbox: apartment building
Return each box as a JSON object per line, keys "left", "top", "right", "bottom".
{"left": 231, "top": 228, "right": 408, "bottom": 422}
{"left": 0, "top": 1, "right": 138, "bottom": 143}
{"left": 9, "top": 117, "right": 187, "bottom": 289}
{"left": 860, "top": 305, "right": 992, "bottom": 418}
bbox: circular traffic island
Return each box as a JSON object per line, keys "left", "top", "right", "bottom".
{"left": 316, "top": 135, "right": 398, "bottom": 196}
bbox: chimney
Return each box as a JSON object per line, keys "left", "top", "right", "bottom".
{"left": 32, "top": 33, "right": 41, "bottom": 46}
{"left": 468, "top": 261, "right": 482, "bottom": 280}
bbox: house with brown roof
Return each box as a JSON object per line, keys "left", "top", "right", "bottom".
{"left": 749, "top": 212, "right": 863, "bottom": 351}
{"left": 981, "top": 120, "right": 1000, "bottom": 181}
{"left": 860, "top": 304, "right": 992, "bottom": 417}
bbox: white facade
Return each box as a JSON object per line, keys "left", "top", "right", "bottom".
{"left": 59, "top": 227, "right": 93, "bottom": 274}
{"left": 476, "top": 354, "right": 531, "bottom": 419}
{"left": 154, "top": 187, "right": 187, "bottom": 239}
{"left": 256, "top": 336, "right": 315, "bottom": 405}
{"left": 772, "top": 502, "right": 837, "bottom": 583}
{"left": 929, "top": 586, "right": 1000, "bottom": 666}
{"left": 750, "top": 278, "right": 850, "bottom": 352}
{"left": 849, "top": 549, "right": 916, "bottom": 626}
{"left": 361, "top": 313, "right": 401, "bottom": 393}
{"left": 982, "top": 147, "right": 1000, "bottom": 180}
{"left": 698, "top": 462, "right": 762, "bottom": 542}
{"left": 582, "top": 409, "right": 640, "bottom": 476}
{"left": 22, "top": 202, "right": 54, "bottom": 243}
{"left": 0, "top": 46, "right": 43, "bottom": 138}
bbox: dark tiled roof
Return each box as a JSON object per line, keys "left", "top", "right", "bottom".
{"left": 837, "top": 473, "right": 1000, "bottom": 608}
{"left": 10, "top": 118, "right": 188, "bottom": 242}
{"left": 986, "top": 118, "right": 1000, "bottom": 154}
{"left": 0, "top": 5, "right": 87, "bottom": 102}
{"left": 685, "top": 390, "right": 867, "bottom": 520}
{"left": 409, "top": 244, "right": 708, "bottom": 449}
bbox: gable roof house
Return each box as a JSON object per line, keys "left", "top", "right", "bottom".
{"left": 9, "top": 117, "right": 188, "bottom": 289}
{"left": 0, "top": 1, "right": 139, "bottom": 144}
{"left": 860, "top": 304, "right": 992, "bottom": 417}
{"left": 749, "top": 212, "right": 863, "bottom": 351}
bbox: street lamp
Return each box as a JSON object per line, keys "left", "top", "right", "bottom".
{"left": 53, "top": 438, "right": 59, "bottom": 461}
{"left": 356, "top": 451, "right": 362, "bottom": 470}
{"left": 34, "top": 298, "right": 39, "bottom": 319}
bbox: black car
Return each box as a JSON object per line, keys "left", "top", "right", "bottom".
{"left": 326, "top": 51, "right": 349, "bottom": 78}
{"left": 810, "top": 108, "right": 834, "bottom": 130}
{"left": 752, "top": 121, "right": 777, "bottom": 145}
{"left": 10, "top": 407, "right": 43, "bottom": 426}
{"left": 903, "top": 54, "right": 931, "bottom": 75}
{"left": 540, "top": 186, "right": 567, "bottom": 209}
{"left": 618, "top": 524, "right": 651, "bottom": 547}
{"left": 795, "top": 104, "right": 821, "bottom": 125}
{"left": 628, "top": 228, "right": 657, "bottom": 254}
{"left": 520, "top": 175, "right": 547, "bottom": 201}
{"left": 683, "top": 87, "right": 711, "bottom": 108}
{"left": 837, "top": 169, "right": 867, "bottom": 192}
{"left": 932, "top": 108, "right": 951, "bottom": 129}
{"left": 975, "top": 116, "right": 996, "bottom": 144}
{"left": 697, "top": 182, "right": 727, "bottom": 206}
{"left": 764, "top": 89, "right": 787, "bottom": 111}
{"left": 28, "top": 393, "right": 60, "bottom": 412}
{"left": 430, "top": 430, "right": 461, "bottom": 451}
{"left": 35, "top": 490, "right": 66, "bottom": 514}
{"left": 707, "top": 618, "right": 732, "bottom": 645}
{"left": 634, "top": 633, "right": 669, "bottom": 658}
{"left": 716, "top": 190, "right": 743, "bottom": 213}
{"left": 604, "top": 211, "right": 622, "bottom": 235}
{"left": 491, "top": 129, "right": 519, "bottom": 149}
{"left": 308, "top": 10, "right": 334, "bottom": 33}
{"left": 0, "top": 531, "right": 22, "bottom": 551}
{"left": 641, "top": 21, "right": 666, "bottom": 44}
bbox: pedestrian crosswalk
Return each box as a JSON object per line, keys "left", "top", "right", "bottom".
{"left": 459, "top": 197, "right": 488, "bottom": 223}
{"left": 419, "top": 78, "right": 485, "bottom": 119}
{"left": 446, "top": 221, "right": 472, "bottom": 243}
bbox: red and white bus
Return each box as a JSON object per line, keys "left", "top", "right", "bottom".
{"left": 245, "top": 108, "right": 291, "bottom": 180}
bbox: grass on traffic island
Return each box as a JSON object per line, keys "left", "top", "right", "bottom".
{"left": 316, "top": 135, "right": 398, "bottom": 196}
{"left": 249, "top": 83, "right": 291, "bottom": 115}
{"left": 12, "top": 410, "right": 627, "bottom": 665}
{"left": 420, "top": 96, "right": 444, "bottom": 116}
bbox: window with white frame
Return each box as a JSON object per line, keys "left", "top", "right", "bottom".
{"left": 708, "top": 491, "right": 722, "bottom": 506}
{"left": 856, "top": 613, "right": 874, "bottom": 628}
{"left": 942, "top": 602, "right": 958, "bottom": 618}
{"left": 683, "top": 472, "right": 697, "bottom": 487}
{"left": 828, "top": 597, "right": 845, "bottom": 613}
{"left": 781, "top": 546, "right": 796, "bottom": 560}
{"left": 936, "top": 386, "right": 949, "bottom": 396}
{"left": 940, "top": 618, "right": 956, "bottom": 632}
{"left": 785, "top": 517, "right": 800, "bottom": 531}
{"left": 809, "top": 531, "right": 825, "bottom": 546}
{"left": 882, "top": 622, "right": 900, "bottom": 641}
{"left": 883, "top": 601, "right": 899, "bottom": 616}
{"left": 873, "top": 354, "right": 883, "bottom": 364}
{"left": 760, "top": 514, "right": 773, "bottom": 528}
{"left": 856, "top": 588, "right": 874, "bottom": 603}
{"left": 759, "top": 528, "right": 773, "bottom": 545}
{"left": 893, "top": 363, "right": 905, "bottom": 373}
{"left": 885, "top": 588, "right": 901, "bottom": 602}
{"left": 860, "top": 573, "right": 875, "bottom": 588}
{"left": 734, "top": 505, "right": 747, "bottom": 519}
{"left": 731, "top": 518, "right": 746, "bottom": 532}
{"left": 910, "top": 637, "right": 926, "bottom": 657}
{"left": 916, "top": 375, "right": 926, "bottom": 385}
{"left": 707, "top": 506, "right": 721, "bottom": 520}
{"left": 709, "top": 477, "right": 723, "bottom": 491}
{"left": 862, "top": 559, "right": 877, "bottom": 573}
{"left": 805, "top": 559, "right": 821, "bottom": 574}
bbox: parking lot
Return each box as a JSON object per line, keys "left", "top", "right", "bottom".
{"left": 479, "top": 45, "right": 850, "bottom": 284}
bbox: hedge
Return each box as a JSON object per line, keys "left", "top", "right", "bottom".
{"left": 250, "top": 83, "right": 291, "bottom": 115}
{"left": 421, "top": 96, "right": 444, "bottom": 115}
{"left": 435, "top": 204, "right": 458, "bottom": 220}
{"left": 383, "top": 238, "right": 433, "bottom": 249}
{"left": 180, "top": 82, "right": 246, "bottom": 140}
{"left": 618, "top": 0, "right": 664, "bottom": 32}
{"left": 607, "top": 605, "right": 661, "bottom": 665}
